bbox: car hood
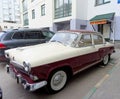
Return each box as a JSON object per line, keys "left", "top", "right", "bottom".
{"left": 5, "top": 42, "right": 80, "bottom": 67}
{"left": 6, "top": 42, "right": 114, "bottom": 67}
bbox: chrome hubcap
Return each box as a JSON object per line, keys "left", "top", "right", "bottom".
{"left": 51, "top": 71, "right": 67, "bottom": 91}
{"left": 53, "top": 74, "right": 64, "bottom": 85}
{"left": 103, "top": 55, "right": 108, "bottom": 65}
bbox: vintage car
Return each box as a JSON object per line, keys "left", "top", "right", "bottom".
{"left": 5, "top": 30, "right": 115, "bottom": 94}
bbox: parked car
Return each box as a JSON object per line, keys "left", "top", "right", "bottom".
{"left": 0, "top": 87, "right": 2, "bottom": 99}
{"left": 5, "top": 30, "right": 115, "bottom": 94}
{"left": 0, "top": 28, "right": 55, "bottom": 62}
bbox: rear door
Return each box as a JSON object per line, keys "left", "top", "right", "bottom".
{"left": 23, "top": 31, "right": 46, "bottom": 46}
{"left": 5, "top": 31, "right": 25, "bottom": 48}
{"left": 93, "top": 34, "right": 107, "bottom": 58}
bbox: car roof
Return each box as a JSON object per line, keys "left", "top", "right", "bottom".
{"left": 58, "top": 30, "right": 101, "bottom": 35}
{"left": 0, "top": 28, "right": 54, "bottom": 41}
{"left": 4, "top": 28, "right": 53, "bottom": 33}
{"left": 6, "top": 28, "right": 52, "bottom": 32}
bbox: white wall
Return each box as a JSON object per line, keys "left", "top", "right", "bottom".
{"left": 113, "top": 16, "right": 120, "bottom": 40}
{"left": 75, "top": 0, "right": 88, "bottom": 20}
{"left": 70, "top": 0, "right": 88, "bottom": 30}
{"left": 72, "top": 0, "right": 88, "bottom": 19}
{"left": 0, "top": 23, "right": 21, "bottom": 31}
{"left": 87, "top": 0, "right": 120, "bottom": 20}
{"left": 28, "top": 0, "right": 53, "bottom": 28}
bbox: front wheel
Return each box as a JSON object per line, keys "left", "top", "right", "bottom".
{"left": 102, "top": 54, "right": 110, "bottom": 66}
{"left": 46, "top": 70, "right": 68, "bottom": 94}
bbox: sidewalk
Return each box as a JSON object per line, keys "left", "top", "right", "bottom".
{"left": 84, "top": 42, "right": 120, "bottom": 99}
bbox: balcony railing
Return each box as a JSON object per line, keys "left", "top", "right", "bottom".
{"left": 54, "top": 4, "right": 71, "bottom": 19}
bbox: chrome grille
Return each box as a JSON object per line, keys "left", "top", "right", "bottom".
{"left": 10, "top": 61, "right": 29, "bottom": 75}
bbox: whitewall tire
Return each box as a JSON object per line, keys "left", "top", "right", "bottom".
{"left": 47, "top": 70, "right": 68, "bottom": 94}
{"left": 102, "top": 54, "right": 110, "bottom": 65}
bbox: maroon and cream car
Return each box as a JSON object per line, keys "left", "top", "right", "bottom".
{"left": 5, "top": 30, "right": 115, "bottom": 93}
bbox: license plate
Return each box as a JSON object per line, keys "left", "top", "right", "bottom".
{"left": 9, "top": 68, "right": 16, "bottom": 79}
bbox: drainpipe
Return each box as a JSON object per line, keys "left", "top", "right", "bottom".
{"left": 109, "top": 19, "right": 115, "bottom": 43}
{"left": 112, "top": 20, "right": 115, "bottom": 44}
{"left": 108, "top": 19, "right": 115, "bottom": 43}
{"left": 92, "top": 25, "right": 96, "bottom": 31}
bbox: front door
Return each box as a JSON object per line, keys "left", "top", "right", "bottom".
{"left": 73, "top": 34, "right": 99, "bottom": 72}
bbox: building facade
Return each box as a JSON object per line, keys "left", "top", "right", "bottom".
{"left": 21, "top": 0, "right": 120, "bottom": 40}
{"left": 87, "top": 0, "right": 120, "bottom": 40}
{"left": 21, "top": 0, "right": 87, "bottom": 30}
{"left": 0, "top": 0, "right": 21, "bottom": 31}
{"left": 21, "top": 0, "right": 53, "bottom": 29}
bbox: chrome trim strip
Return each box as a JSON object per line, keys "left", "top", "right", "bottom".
{"left": 10, "top": 61, "right": 30, "bottom": 75}
{"left": 10, "top": 61, "right": 24, "bottom": 70}
{"left": 73, "top": 60, "right": 102, "bottom": 75}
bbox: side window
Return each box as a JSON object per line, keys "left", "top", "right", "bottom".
{"left": 93, "top": 34, "right": 103, "bottom": 45}
{"left": 12, "top": 32, "right": 24, "bottom": 39}
{"left": 42, "top": 31, "right": 54, "bottom": 39}
{"left": 78, "top": 34, "right": 92, "bottom": 47}
{"left": 24, "top": 31, "right": 41, "bottom": 39}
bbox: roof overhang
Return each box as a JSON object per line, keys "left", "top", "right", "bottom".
{"left": 90, "top": 13, "right": 115, "bottom": 25}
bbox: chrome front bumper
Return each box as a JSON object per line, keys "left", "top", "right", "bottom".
{"left": 6, "top": 65, "right": 47, "bottom": 91}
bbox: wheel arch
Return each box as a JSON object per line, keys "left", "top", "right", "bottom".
{"left": 47, "top": 65, "right": 73, "bottom": 80}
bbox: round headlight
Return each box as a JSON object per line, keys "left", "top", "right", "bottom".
{"left": 23, "top": 61, "right": 31, "bottom": 72}
{"left": 5, "top": 53, "right": 9, "bottom": 58}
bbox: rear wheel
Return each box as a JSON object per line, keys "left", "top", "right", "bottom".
{"left": 46, "top": 70, "right": 68, "bottom": 94}
{"left": 102, "top": 54, "right": 110, "bottom": 66}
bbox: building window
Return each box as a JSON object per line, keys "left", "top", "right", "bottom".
{"left": 22, "top": 0, "right": 27, "bottom": 12}
{"left": 4, "top": 26, "right": 8, "bottom": 29}
{"left": 95, "top": 0, "right": 110, "bottom": 6}
{"left": 32, "top": 9, "right": 35, "bottom": 19}
{"left": 41, "top": 4, "right": 45, "bottom": 16}
{"left": 23, "top": 12, "right": 29, "bottom": 26}
{"left": 80, "top": 25, "right": 87, "bottom": 29}
{"left": 54, "top": 0, "right": 72, "bottom": 19}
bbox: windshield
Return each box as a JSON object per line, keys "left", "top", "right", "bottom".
{"left": 50, "top": 32, "right": 78, "bottom": 46}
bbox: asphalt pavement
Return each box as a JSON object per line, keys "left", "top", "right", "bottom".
{"left": 83, "top": 41, "right": 120, "bottom": 99}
